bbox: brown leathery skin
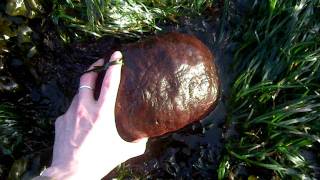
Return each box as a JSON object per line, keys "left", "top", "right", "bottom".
{"left": 115, "top": 32, "right": 220, "bottom": 142}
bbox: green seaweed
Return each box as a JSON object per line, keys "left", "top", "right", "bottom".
{"left": 52, "top": 0, "right": 213, "bottom": 39}
{"left": 219, "top": 0, "right": 320, "bottom": 178}
{"left": 1, "top": 0, "right": 320, "bottom": 179}
{"left": 5, "top": 0, "right": 44, "bottom": 18}
{"left": 0, "top": 0, "right": 215, "bottom": 179}
{"left": 0, "top": 104, "right": 21, "bottom": 157}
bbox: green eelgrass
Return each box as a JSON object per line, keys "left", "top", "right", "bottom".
{"left": 51, "top": 0, "right": 213, "bottom": 39}
{"left": 0, "top": 103, "right": 21, "bottom": 157}
{"left": 219, "top": 0, "right": 320, "bottom": 178}
{"left": 115, "top": 164, "right": 143, "bottom": 179}
{"left": 0, "top": 102, "right": 52, "bottom": 178}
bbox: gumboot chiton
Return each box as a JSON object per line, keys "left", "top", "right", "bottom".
{"left": 115, "top": 32, "right": 220, "bottom": 142}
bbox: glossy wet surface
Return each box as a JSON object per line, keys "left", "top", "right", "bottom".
{"left": 128, "top": 15, "right": 233, "bottom": 179}
{"left": 116, "top": 32, "right": 220, "bottom": 142}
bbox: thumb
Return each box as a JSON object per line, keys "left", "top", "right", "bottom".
{"left": 125, "top": 138, "right": 148, "bottom": 157}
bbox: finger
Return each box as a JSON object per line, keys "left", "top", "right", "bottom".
{"left": 127, "top": 138, "right": 148, "bottom": 156}
{"left": 98, "top": 51, "right": 123, "bottom": 107}
{"left": 132, "top": 137, "right": 148, "bottom": 144}
{"left": 79, "top": 59, "right": 104, "bottom": 102}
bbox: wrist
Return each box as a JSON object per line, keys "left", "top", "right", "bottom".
{"left": 41, "top": 166, "right": 74, "bottom": 180}
{"left": 41, "top": 165, "right": 97, "bottom": 180}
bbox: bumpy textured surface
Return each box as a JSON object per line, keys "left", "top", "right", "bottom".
{"left": 115, "top": 32, "right": 220, "bottom": 142}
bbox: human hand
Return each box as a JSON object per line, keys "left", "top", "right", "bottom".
{"left": 41, "top": 51, "right": 148, "bottom": 180}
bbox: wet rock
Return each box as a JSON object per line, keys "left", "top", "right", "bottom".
{"left": 115, "top": 32, "right": 220, "bottom": 142}
{"left": 0, "top": 76, "right": 19, "bottom": 93}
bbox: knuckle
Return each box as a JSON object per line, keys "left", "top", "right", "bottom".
{"left": 102, "top": 79, "right": 112, "bottom": 91}
{"left": 76, "top": 105, "right": 87, "bottom": 118}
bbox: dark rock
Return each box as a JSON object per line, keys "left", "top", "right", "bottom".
{"left": 0, "top": 76, "right": 19, "bottom": 92}
{"left": 115, "top": 32, "right": 220, "bottom": 142}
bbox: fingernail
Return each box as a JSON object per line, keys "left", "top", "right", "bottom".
{"left": 110, "top": 51, "right": 123, "bottom": 62}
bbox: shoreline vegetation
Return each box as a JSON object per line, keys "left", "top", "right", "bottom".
{"left": 219, "top": 0, "right": 319, "bottom": 178}
{"left": 52, "top": 0, "right": 213, "bottom": 39}
{"left": 0, "top": 0, "right": 319, "bottom": 179}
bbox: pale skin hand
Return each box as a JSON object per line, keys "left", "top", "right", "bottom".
{"left": 41, "top": 51, "right": 147, "bottom": 180}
